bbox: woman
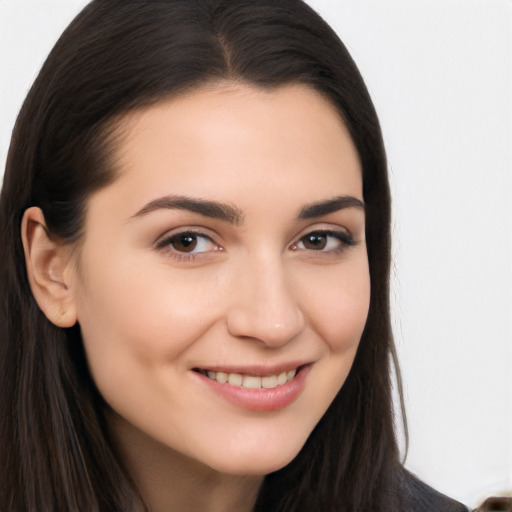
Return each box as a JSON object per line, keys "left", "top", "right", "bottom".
{"left": 0, "top": 1, "right": 468, "bottom": 510}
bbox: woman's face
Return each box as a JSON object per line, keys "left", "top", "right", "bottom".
{"left": 69, "top": 83, "right": 370, "bottom": 475}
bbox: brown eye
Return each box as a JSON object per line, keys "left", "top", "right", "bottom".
{"left": 301, "top": 233, "right": 328, "bottom": 250}
{"left": 156, "top": 232, "right": 217, "bottom": 254}
{"left": 170, "top": 234, "right": 198, "bottom": 252}
{"left": 294, "top": 230, "right": 355, "bottom": 252}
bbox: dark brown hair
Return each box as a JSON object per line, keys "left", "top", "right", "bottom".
{"left": 0, "top": 1, "right": 404, "bottom": 510}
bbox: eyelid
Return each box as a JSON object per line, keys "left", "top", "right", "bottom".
{"left": 292, "top": 223, "right": 354, "bottom": 242}
{"left": 153, "top": 226, "right": 219, "bottom": 247}
{"left": 153, "top": 227, "right": 223, "bottom": 261}
{"left": 290, "top": 225, "right": 356, "bottom": 253}
{"left": 156, "top": 232, "right": 216, "bottom": 250}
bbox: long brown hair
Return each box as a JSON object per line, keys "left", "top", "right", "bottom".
{"left": 0, "top": 1, "right": 403, "bottom": 510}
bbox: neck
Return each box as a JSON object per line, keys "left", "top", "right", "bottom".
{"left": 108, "top": 412, "right": 263, "bottom": 512}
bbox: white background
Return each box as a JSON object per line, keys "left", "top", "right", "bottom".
{"left": 1, "top": 1, "right": 511, "bottom": 508}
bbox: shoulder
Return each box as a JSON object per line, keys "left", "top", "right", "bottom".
{"left": 396, "top": 468, "right": 469, "bottom": 512}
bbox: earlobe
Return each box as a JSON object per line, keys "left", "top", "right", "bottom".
{"left": 21, "top": 207, "right": 78, "bottom": 328}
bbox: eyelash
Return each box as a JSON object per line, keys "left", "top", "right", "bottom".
{"left": 155, "top": 228, "right": 355, "bottom": 262}
{"left": 155, "top": 230, "right": 220, "bottom": 261}
{"left": 290, "top": 229, "right": 356, "bottom": 253}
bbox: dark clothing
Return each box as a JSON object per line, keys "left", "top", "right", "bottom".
{"left": 398, "top": 470, "right": 469, "bottom": 511}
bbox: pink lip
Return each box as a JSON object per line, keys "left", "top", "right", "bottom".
{"left": 193, "top": 364, "right": 311, "bottom": 412}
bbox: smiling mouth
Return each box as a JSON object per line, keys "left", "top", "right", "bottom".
{"left": 194, "top": 367, "right": 304, "bottom": 389}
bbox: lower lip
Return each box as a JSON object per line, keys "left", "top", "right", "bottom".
{"left": 194, "top": 366, "right": 311, "bottom": 411}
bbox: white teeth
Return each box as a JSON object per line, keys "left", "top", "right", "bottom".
{"left": 202, "top": 368, "right": 298, "bottom": 388}
{"left": 228, "top": 373, "right": 242, "bottom": 386}
{"left": 216, "top": 371, "right": 228, "bottom": 384}
{"left": 242, "top": 375, "right": 261, "bottom": 389}
{"left": 261, "top": 375, "right": 278, "bottom": 389}
{"left": 277, "top": 371, "right": 287, "bottom": 385}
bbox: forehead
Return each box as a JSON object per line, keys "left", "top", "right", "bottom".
{"left": 92, "top": 83, "right": 362, "bottom": 218}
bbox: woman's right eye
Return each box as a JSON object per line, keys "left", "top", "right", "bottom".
{"left": 156, "top": 232, "right": 218, "bottom": 255}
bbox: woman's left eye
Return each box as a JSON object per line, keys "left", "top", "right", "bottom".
{"left": 292, "top": 230, "right": 355, "bottom": 252}
{"left": 156, "top": 232, "right": 217, "bottom": 254}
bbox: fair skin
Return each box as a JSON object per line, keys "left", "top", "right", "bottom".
{"left": 22, "top": 83, "right": 370, "bottom": 512}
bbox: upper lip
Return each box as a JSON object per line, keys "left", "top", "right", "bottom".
{"left": 193, "top": 361, "right": 312, "bottom": 377}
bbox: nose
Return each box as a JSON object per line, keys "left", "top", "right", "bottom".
{"left": 226, "top": 256, "right": 305, "bottom": 348}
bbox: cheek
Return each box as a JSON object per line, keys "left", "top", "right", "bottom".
{"left": 74, "top": 256, "right": 222, "bottom": 375}
{"left": 300, "top": 256, "right": 371, "bottom": 352}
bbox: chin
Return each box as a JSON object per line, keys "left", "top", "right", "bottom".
{"left": 203, "top": 442, "right": 303, "bottom": 477}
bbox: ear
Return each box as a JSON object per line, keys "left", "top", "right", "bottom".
{"left": 21, "top": 207, "right": 78, "bottom": 328}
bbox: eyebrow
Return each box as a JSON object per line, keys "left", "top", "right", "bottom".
{"left": 298, "top": 195, "right": 365, "bottom": 219}
{"left": 130, "top": 194, "right": 364, "bottom": 225}
{"left": 131, "top": 195, "right": 244, "bottom": 225}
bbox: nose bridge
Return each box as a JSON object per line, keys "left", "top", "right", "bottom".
{"left": 227, "top": 251, "right": 305, "bottom": 347}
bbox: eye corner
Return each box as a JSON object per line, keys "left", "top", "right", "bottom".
{"left": 291, "top": 228, "right": 356, "bottom": 254}
{"left": 153, "top": 229, "right": 223, "bottom": 262}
